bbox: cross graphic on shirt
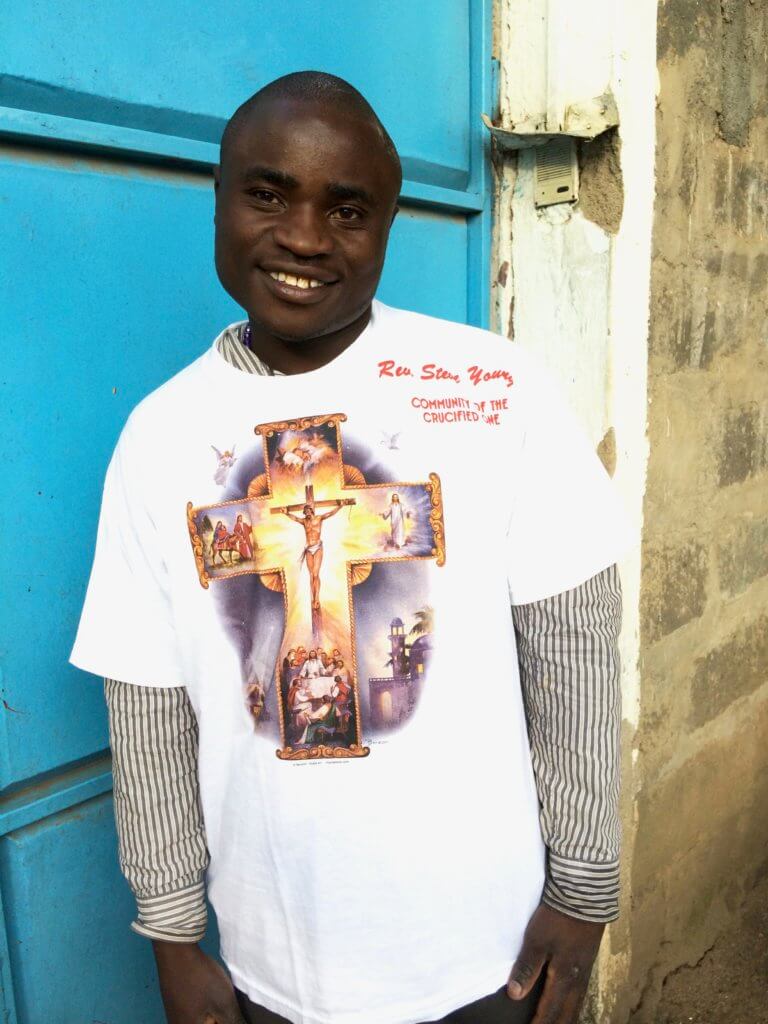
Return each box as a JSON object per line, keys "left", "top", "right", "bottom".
{"left": 270, "top": 483, "right": 356, "bottom": 638}
{"left": 187, "top": 413, "right": 445, "bottom": 761}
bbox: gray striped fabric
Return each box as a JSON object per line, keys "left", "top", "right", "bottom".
{"left": 512, "top": 563, "right": 622, "bottom": 922}
{"left": 104, "top": 678, "right": 209, "bottom": 942}
{"left": 104, "top": 323, "right": 623, "bottom": 942}
{"left": 216, "top": 322, "right": 283, "bottom": 375}
{"left": 133, "top": 880, "right": 207, "bottom": 943}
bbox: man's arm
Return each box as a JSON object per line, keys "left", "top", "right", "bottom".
{"left": 508, "top": 564, "right": 622, "bottom": 1019}
{"left": 273, "top": 507, "right": 304, "bottom": 523}
{"left": 105, "top": 679, "right": 209, "bottom": 941}
{"left": 105, "top": 680, "right": 244, "bottom": 1023}
{"left": 319, "top": 503, "right": 344, "bottom": 521}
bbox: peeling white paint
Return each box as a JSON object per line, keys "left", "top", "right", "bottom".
{"left": 496, "top": 0, "right": 617, "bottom": 132}
{"left": 547, "top": 0, "right": 615, "bottom": 130}
{"left": 608, "top": 0, "right": 657, "bottom": 740}
{"left": 494, "top": 0, "right": 656, "bottom": 724}
{"left": 495, "top": 0, "right": 549, "bottom": 131}
{"left": 506, "top": 158, "right": 613, "bottom": 443}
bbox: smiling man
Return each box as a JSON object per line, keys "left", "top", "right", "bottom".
{"left": 72, "top": 73, "right": 628, "bottom": 1024}
{"left": 213, "top": 82, "right": 400, "bottom": 375}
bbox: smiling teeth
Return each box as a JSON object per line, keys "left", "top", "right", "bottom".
{"left": 269, "top": 271, "right": 324, "bottom": 289}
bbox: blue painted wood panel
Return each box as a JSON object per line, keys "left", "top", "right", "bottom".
{"left": 0, "top": 2, "right": 473, "bottom": 190}
{"left": 0, "top": 2, "right": 492, "bottom": 1019}
{"left": 380, "top": 209, "right": 470, "bottom": 322}
{"left": 0, "top": 794, "right": 228, "bottom": 1023}
{"left": 0, "top": 796, "right": 166, "bottom": 1023}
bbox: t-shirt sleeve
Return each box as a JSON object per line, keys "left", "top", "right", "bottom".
{"left": 70, "top": 419, "right": 185, "bottom": 688}
{"left": 506, "top": 355, "right": 633, "bottom": 605}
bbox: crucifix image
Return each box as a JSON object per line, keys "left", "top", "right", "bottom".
{"left": 271, "top": 484, "right": 356, "bottom": 635}
{"left": 187, "top": 413, "right": 445, "bottom": 761}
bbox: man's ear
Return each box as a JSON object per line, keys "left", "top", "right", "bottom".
{"left": 213, "top": 164, "right": 221, "bottom": 192}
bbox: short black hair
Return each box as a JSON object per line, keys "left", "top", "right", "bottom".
{"left": 220, "top": 70, "right": 402, "bottom": 189}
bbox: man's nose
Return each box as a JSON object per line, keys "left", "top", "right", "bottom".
{"left": 272, "top": 204, "right": 334, "bottom": 258}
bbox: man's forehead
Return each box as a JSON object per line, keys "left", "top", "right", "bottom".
{"left": 234, "top": 93, "right": 378, "bottom": 142}
{"left": 225, "top": 98, "right": 396, "bottom": 186}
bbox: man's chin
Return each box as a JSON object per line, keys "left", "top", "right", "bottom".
{"left": 248, "top": 304, "right": 368, "bottom": 346}
{"left": 247, "top": 308, "right": 337, "bottom": 345}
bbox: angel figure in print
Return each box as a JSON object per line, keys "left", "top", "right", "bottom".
{"left": 212, "top": 444, "right": 237, "bottom": 486}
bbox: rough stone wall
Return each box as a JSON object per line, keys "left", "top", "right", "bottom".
{"left": 627, "top": 0, "right": 768, "bottom": 1018}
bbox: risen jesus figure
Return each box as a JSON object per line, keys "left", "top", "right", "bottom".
{"left": 280, "top": 502, "right": 344, "bottom": 610}
{"left": 382, "top": 492, "right": 410, "bottom": 549}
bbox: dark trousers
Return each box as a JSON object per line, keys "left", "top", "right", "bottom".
{"left": 236, "top": 975, "right": 544, "bottom": 1024}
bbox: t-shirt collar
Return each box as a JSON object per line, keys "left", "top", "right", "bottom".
{"left": 209, "top": 300, "right": 383, "bottom": 383}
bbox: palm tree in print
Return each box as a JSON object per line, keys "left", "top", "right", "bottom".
{"left": 408, "top": 606, "right": 434, "bottom": 640}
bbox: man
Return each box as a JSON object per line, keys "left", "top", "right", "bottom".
{"left": 73, "top": 72, "right": 627, "bottom": 1024}
{"left": 382, "top": 492, "right": 409, "bottom": 549}
{"left": 286, "top": 674, "right": 314, "bottom": 742}
{"left": 328, "top": 656, "right": 349, "bottom": 686}
{"left": 331, "top": 674, "right": 353, "bottom": 737}
{"left": 233, "top": 513, "right": 254, "bottom": 560}
{"left": 298, "top": 648, "right": 324, "bottom": 680}
{"left": 211, "top": 519, "right": 231, "bottom": 565}
{"left": 277, "top": 499, "right": 347, "bottom": 610}
{"left": 302, "top": 694, "right": 337, "bottom": 744}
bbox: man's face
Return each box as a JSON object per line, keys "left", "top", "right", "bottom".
{"left": 214, "top": 97, "right": 399, "bottom": 343}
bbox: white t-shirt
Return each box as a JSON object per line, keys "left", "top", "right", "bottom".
{"left": 72, "top": 301, "right": 629, "bottom": 1024}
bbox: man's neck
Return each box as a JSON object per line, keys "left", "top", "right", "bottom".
{"left": 246, "top": 306, "right": 371, "bottom": 375}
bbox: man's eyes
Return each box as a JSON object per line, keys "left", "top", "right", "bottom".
{"left": 330, "top": 206, "right": 364, "bottom": 222}
{"left": 243, "top": 193, "right": 365, "bottom": 222}
{"left": 247, "top": 189, "right": 282, "bottom": 205}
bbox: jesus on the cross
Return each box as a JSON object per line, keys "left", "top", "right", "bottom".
{"left": 275, "top": 493, "right": 354, "bottom": 611}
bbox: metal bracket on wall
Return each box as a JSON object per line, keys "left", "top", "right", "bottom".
{"left": 481, "top": 89, "right": 617, "bottom": 207}
{"left": 480, "top": 89, "right": 619, "bottom": 151}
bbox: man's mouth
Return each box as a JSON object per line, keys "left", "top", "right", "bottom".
{"left": 258, "top": 264, "right": 340, "bottom": 305}
{"left": 268, "top": 271, "right": 327, "bottom": 290}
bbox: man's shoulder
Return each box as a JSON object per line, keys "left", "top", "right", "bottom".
{"left": 378, "top": 303, "right": 548, "bottom": 385}
{"left": 121, "top": 333, "right": 227, "bottom": 440}
{"left": 376, "top": 302, "right": 531, "bottom": 367}
{"left": 112, "top": 329, "right": 231, "bottom": 467}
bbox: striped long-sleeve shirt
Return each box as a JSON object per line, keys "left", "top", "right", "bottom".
{"left": 105, "top": 324, "right": 623, "bottom": 942}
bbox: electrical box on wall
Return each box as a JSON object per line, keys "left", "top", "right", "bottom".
{"left": 483, "top": 0, "right": 619, "bottom": 209}
{"left": 534, "top": 138, "right": 579, "bottom": 207}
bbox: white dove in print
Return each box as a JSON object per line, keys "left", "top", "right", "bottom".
{"left": 380, "top": 430, "right": 402, "bottom": 451}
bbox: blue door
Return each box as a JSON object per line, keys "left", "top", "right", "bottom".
{"left": 0, "top": 5, "right": 492, "bottom": 1020}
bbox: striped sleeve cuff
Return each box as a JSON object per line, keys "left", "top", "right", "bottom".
{"left": 542, "top": 852, "right": 620, "bottom": 923}
{"left": 130, "top": 879, "right": 207, "bottom": 943}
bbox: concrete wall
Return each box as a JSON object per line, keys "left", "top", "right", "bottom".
{"left": 493, "top": 0, "right": 767, "bottom": 1020}
{"left": 628, "top": 0, "right": 768, "bottom": 1019}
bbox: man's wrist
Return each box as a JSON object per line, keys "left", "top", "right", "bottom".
{"left": 544, "top": 851, "right": 620, "bottom": 923}
{"left": 151, "top": 937, "right": 202, "bottom": 964}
